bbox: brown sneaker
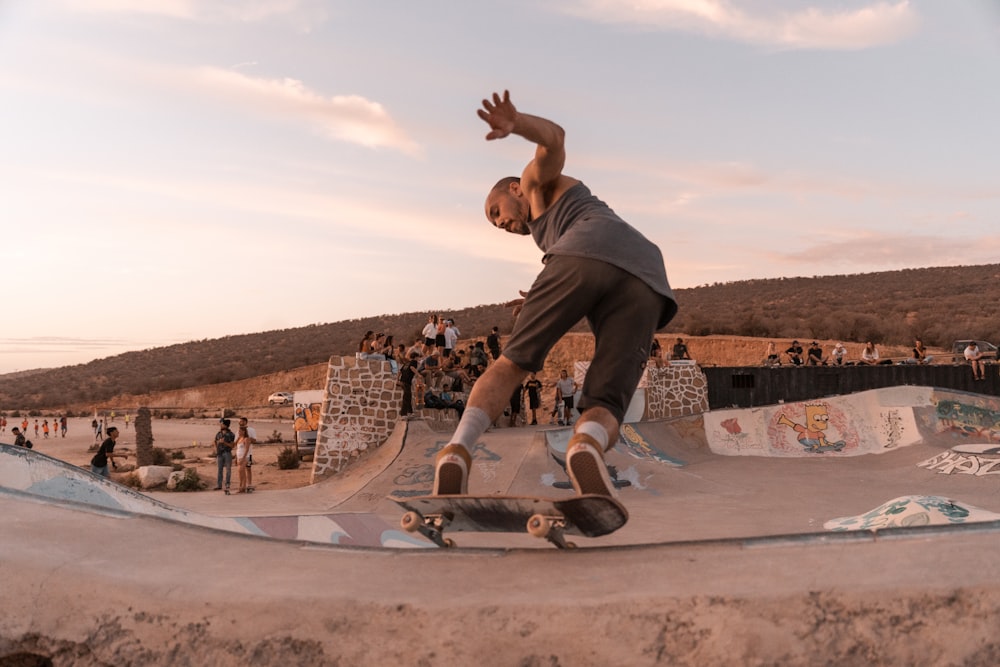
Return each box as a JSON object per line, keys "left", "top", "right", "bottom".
{"left": 433, "top": 443, "right": 472, "bottom": 495}
{"left": 566, "top": 433, "right": 616, "bottom": 497}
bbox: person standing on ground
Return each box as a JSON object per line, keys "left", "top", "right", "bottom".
{"left": 235, "top": 425, "right": 253, "bottom": 493}
{"left": 671, "top": 337, "right": 691, "bottom": 361}
{"left": 214, "top": 418, "right": 235, "bottom": 492}
{"left": 236, "top": 416, "right": 257, "bottom": 490}
{"left": 486, "top": 326, "right": 502, "bottom": 361}
{"left": 524, "top": 373, "right": 543, "bottom": 425}
{"left": 60, "top": 415, "right": 67, "bottom": 438}
{"left": 432, "top": 90, "right": 677, "bottom": 498}
{"left": 11, "top": 427, "right": 27, "bottom": 448}
{"left": 555, "top": 369, "right": 578, "bottom": 426}
{"left": 90, "top": 426, "right": 127, "bottom": 478}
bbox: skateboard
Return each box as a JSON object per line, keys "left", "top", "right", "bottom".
{"left": 391, "top": 493, "right": 628, "bottom": 549}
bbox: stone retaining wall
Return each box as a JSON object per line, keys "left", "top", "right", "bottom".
{"left": 311, "top": 356, "right": 401, "bottom": 483}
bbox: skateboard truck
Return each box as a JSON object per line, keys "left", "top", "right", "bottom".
{"left": 401, "top": 510, "right": 456, "bottom": 548}
{"left": 401, "top": 509, "right": 579, "bottom": 549}
{"left": 526, "top": 514, "right": 577, "bottom": 549}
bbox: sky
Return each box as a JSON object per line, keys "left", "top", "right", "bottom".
{"left": 1, "top": 1, "right": 999, "bottom": 374}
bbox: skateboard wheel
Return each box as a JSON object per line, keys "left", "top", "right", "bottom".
{"left": 400, "top": 511, "right": 422, "bottom": 533}
{"left": 566, "top": 541, "right": 578, "bottom": 549}
{"left": 526, "top": 514, "right": 551, "bottom": 538}
{"left": 443, "top": 538, "right": 456, "bottom": 548}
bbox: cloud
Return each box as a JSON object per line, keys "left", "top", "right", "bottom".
{"left": 189, "top": 67, "right": 421, "bottom": 155}
{"left": 57, "top": 0, "right": 327, "bottom": 26}
{"left": 770, "top": 232, "right": 1000, "bottom": 269}
{"left": 560, "top": 0, "right": 919, "bottom": 50}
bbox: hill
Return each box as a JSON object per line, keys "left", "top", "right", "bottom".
{"left": 1, "top": 263, "right": 996, "bottom": 411}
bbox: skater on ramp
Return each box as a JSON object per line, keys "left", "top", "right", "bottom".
{"left": 433, "top": 90, "right": 677, "bottom": 499}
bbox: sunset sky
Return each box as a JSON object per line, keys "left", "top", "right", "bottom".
{"left": 2, "top": 1, "right": 998, "bottom": 373}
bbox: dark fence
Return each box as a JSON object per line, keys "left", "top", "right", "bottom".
{"left": 702, "top": 363, "right": 997, "bottom": 409}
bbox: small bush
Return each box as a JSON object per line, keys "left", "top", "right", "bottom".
{"left": 173, "top": 468, "right": 203, "bottom": 492}
{"left": 170, "top": 450, "right": 185, "bottom": 460}
{"left": 120, "top": 472, "right": 141, "bottom": 489}
{"left": 153, "top": 447, "right": 171, "bottom": 466}
{"left": 277, "top": 446, "right": 300, "bottom": 470}
{"left": 266, "top": 430, "right": 283, "bottom": 444}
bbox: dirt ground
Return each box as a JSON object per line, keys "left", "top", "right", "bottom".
{"left": 10, "top": 416, "right": 313, "bottom": 492}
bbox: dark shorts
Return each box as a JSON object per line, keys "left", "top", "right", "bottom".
{"left": 502, "top": 255, "right": 672, "bottom": 423}
{"left": 435, "top": 334, "right": 446, "bottom": 348}
{"left": 424, "top": 337, "right": 435, "bottom": 346}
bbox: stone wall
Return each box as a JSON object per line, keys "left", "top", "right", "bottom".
{"left": 311, "top": 356, "right": 402, "bottom": 483}
{"left": 644, "top": 364, "right": 709, "bottom": 419}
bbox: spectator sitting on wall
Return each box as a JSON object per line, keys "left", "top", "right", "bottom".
{"left": 765, "top": 341, "right": 780, "bottom": 367}
{"left": 965, "top": 341, "right": 985, "bottom": 381}
{"left": 908, "top": 339, "right": 932, "bottom": 365}
{"left": 442, "top": 353, "right": 474, "bottom": 392}
{"left": 419, "top": 351, "right": 445, "bottom": 390}
{"left": 785, "top": 340, "right": 804, "bottom": 366}
{"left": 806, "top": 342, "right": 827, "bottom": 366}
{"left": 859, "top": 341, "right": 880, "bottom": 365}
{"left": 831, "top": 343, "right": 847, "bottom": 366}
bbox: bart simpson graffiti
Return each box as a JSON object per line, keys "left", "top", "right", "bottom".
{"left": 777, "top": 403, "right": 846, "bottom": 453}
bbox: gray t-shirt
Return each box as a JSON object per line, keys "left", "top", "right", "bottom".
{"left": 529, "top": 182, "right": 677, "bottom": 327}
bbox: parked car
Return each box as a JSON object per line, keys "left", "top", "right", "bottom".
{"left": 295, "top": 430, "right": 317, "bottom": 460}
{"left": 268, "top": 391, "right": 294, "bottom": 405}
{"left": 951, "top": 340, "right": 998, "bottom": 363}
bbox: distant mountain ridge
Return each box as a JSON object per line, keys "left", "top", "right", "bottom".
{"left": 3, "top": 263, "right": 998, "bottom": 410}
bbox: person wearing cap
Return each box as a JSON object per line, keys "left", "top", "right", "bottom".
{"left": 806, "top": 341, "right": 826, "bottom": 366}
{"left": 214, "top": 418, "right": 236, "bottom": 491}
{"left": 831, "top": 342, "right": 847, "bottom": 366}
{"left": 11, "top": 427, "right": 27, "bottom": 448}
{"left": 90, "top": 426, "right": 126, "bottom": 478}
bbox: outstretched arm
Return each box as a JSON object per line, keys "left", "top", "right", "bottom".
{"left": 477, "top": 90, "right": 568, "bottom": 200}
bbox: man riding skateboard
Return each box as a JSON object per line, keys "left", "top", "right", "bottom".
{"left": 433, "top": 90, "right": 677, "bottom": 499}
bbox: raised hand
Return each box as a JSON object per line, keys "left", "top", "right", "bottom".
{"left": 477, "top": 90, "right": 517, "bottom": 140}
{"left": 503, "top": 289, "right": 530, "bottom": 319}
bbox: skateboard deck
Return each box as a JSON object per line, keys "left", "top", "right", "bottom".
{"left": 390, "top": 493, "right": 628, "bottom": 549}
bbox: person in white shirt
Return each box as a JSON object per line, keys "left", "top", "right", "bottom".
{"left": 860, "top": 341, "right": 880, "bottom": 365}
{"left": 964, "top": 341, "right": 985, "bottom": 380}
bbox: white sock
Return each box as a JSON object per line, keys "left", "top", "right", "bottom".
{"left": 575, "top": 420, "right": 609, "bottom": 451}
{"left": 451, "top": 407, "right": 492, "bottom": 448}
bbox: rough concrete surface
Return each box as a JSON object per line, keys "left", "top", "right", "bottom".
{"left": 5, "top": 386, "right": 1000, "bottom": 665}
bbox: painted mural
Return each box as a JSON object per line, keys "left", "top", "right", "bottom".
{"left": 704, "top": 387, "right": 926, "bottom": 457}
{"left": 825, "top": 495, "right": 1000, "bottom": 531}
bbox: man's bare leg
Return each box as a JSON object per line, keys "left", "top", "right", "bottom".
{"left": 433, "top": 356, "right": 528, "bottom": 494}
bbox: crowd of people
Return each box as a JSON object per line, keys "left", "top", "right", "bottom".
{"left": 763, "top": 339, "right": 940, "bottom": 368}
{"left": 354, "top": 315, "right": 596, "bottom": 427}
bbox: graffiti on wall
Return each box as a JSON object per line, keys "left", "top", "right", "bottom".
{"left": 934, "top": 397, "right": 1000, "bottom": 441}
{"left": 823, "top": 495, "right": 999, "bottom": 531}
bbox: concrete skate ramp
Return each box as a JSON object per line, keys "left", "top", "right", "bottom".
{"left": 7, "top": 385, "right": 1000, "bottom": 664}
